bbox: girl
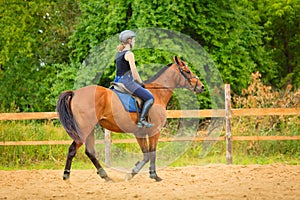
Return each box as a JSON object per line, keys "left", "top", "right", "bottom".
{"left": 115, "top": 30, "right": 154, "bottom": 128}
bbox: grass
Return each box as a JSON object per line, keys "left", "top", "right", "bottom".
{"left": 169, "top": 140, "right": 300, "bottom": 167}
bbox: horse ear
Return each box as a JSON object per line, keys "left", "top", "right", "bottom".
{"left": 173, "top": 56, "right": 177, "bottom": 64}
{"left": 173, "top": 56, "right": 181, "bottom": 65}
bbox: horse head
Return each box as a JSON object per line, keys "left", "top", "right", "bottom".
{"left": 172, "top": 56, "right": 205, "bottom": 94}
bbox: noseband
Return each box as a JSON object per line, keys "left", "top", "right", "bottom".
{"left": 175, "top": 62, "right": 200, "bottom": 92}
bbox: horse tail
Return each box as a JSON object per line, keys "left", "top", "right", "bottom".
{"left": 56, "top": 91, "right": 82, "bottom": 143}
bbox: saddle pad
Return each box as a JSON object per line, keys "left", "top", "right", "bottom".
{"left": 112, "top": 89, "right": 141, "bottom": 113}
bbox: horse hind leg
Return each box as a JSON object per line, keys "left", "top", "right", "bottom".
{"left": 85, "top": 131, "right": 112, "bottom": 182}
{"left": 85, "top": 148, "right": 112, "bottom": 181}
{"left": 63, "top": 141, "right": 82, "bottom": 180}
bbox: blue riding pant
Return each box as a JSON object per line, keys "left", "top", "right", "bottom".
{"left": 115, "top": 74, "right": 154, "bottom": 101}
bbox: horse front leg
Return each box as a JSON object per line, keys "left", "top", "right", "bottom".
{"left": 126, "top": 137, "right": 149, "bottom": 181}
{"left": 63, "top": 141, "right": 82, "bottom": 180}
{"left": 148, "top": 132, "right": 162, "bottom": 181}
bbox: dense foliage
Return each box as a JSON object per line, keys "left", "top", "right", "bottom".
{"left": 0, "top": 0, "right": 299, "bottom": 112}
{"left": 0, "top": 0, "right": 79, "bottom": 111}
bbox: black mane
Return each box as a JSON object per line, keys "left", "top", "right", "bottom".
{"left": 144, "top": 63, "right": 172, "bottom": 84}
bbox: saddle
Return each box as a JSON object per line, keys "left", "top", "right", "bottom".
{"left": 110, "top": 82, "right": 143, "bottom": 113}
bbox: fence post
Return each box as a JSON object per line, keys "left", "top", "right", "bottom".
{"left": 104, "top": 129, "right": 111, "bottom": 167}
{"left": 225, "top": 84, "right": 233, "bottom": 164}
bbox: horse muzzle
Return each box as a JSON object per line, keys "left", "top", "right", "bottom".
{"left": 194, "top": 84, "right": 205, "bottom": 94}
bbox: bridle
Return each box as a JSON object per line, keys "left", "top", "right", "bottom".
{"left": 175, "top": 62, "right": 200, "bottom": 92}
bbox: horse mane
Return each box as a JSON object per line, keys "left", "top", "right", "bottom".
{"left": 144, "top": 63, "right": 172, "bottom": 84}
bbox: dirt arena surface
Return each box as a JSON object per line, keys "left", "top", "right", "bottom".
{"left": 0, "top": 164, "right": 299, "bottom": 200}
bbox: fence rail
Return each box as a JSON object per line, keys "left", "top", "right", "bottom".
{"left": 1, "top": 136, "right": 300, "bottom": 146}
{"left": 1, "top": 108, "right": 300, "bottom": 120}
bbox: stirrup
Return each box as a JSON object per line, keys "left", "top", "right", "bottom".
{"left": 137, "top": 120, "right": 154, "bottom": 128}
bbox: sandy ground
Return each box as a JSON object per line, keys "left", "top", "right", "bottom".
{"left": 0, "top": 164, "right": 299, "bottom": 200}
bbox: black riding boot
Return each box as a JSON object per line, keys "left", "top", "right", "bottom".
{"left": 137, "top": 99, "right": 154, "bottom": 128}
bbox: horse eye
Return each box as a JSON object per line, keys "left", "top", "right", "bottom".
{"left": 186, "top": 70, "right": 191, "bottom": 73}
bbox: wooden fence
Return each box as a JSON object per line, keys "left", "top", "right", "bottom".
{"left": 1, "top": 85, "right": 300, "bottom": 164}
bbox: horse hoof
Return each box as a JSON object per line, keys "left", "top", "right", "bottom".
{"left": 104, "top": 176, "right": 113, "bottom": 182}
{"left": 97, "top": 168, "right": 109, "bottom": 179}
{"left": 63, "top": 173, "right": 70, "bottom": 180}
{"left": 125, "top": 173, "right": 134, "bottom": 181}
{"left": 150, "top": 175, "right": 163, "bottom": 182}
{"left": 63, "top": 171, "right": 70, "bottom": 180}
{"left": 153, "top": 176, "right": 163, "bottom": 182}
{"left": 150, "top": 171, "right": 162, "bottom": 182}
{"left": 97, "top": 171, "right": 113, "bottom": 182}
{"left": 125, "top": 173, "right": 133, "bottom": 181}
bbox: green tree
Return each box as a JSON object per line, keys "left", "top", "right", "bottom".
{"left": 0, "top": 0, "right": 79, "bottom": 111}
{"left": 259, "top": 0, "right": 300, "bottom": 88}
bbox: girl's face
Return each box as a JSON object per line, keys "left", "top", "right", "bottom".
{"left": 129, "top": 37, "right": 135, "bottom": 48}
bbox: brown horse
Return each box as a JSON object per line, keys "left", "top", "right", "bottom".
{"left": 56, "top": 56, "right": 204, "bottom": 182}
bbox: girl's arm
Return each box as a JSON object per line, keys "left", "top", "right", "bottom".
{"left": 125, "top": 51, "right": 143, "bottom": 84}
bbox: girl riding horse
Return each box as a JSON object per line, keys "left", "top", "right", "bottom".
{"left": 115, "top": 30, "right": 154, "bottom": 128}
{"left": 56, "top": 32, "right": 205, "bottom": 182}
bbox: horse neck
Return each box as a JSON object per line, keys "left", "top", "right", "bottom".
{"left": 146, "top": 67, "right": 179, "bottom": 106}
{"left": 147, "top": 84, "right": 173, "bottom": 106}
{"left": 152, "top": 66, "right": 179, "bottom": 89}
